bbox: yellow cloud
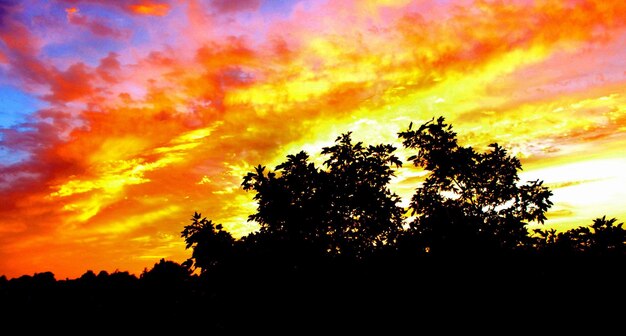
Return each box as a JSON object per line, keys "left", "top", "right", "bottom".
{"left": 50, "top": 125, "right": 220, "bottom": 222}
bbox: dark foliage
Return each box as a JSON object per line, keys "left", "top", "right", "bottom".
{"left": 241, "top": 132, "right": 404, "bottom": 261}
{"left": 397, "top": 117, "right": 553, "bottom": 255}
{"left": 534, "top": 216, "right": 626, "bottom": 256}
{"left": 181, "top": 212, "right": 236, "bottom": 273}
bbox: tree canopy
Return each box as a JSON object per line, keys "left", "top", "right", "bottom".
{"left": 180, "top": 116, "right": 626, "bottom": 273}
{"left": 398, "top": 117, "right": 553, "bottom": 255}
{"left": 181, "top": 212, "right": 235, "bottom": 273}
{"left": 534, "top": 216, "right": 626, "bottom": 256}
{"left": 241, "top": 132, "right": 405, "bottom": 260}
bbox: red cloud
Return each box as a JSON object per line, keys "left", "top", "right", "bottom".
{"left": 65, "top": 7, "right": 130, "bottom": 39}
{"left": 0, "top": 10, "right": 38, "bottom": 56}
{"left": 211, "top": 0, "right": 261, "bottom": 13}
{"left": 97, "top": 52, "right": 121, "bottom": 83}
{"left": 45, "top": 62, "right": 96, "bottom": 103}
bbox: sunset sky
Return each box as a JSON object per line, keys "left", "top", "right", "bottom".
{"left": 1, "top": 0, "right": 626, "bottom": 279}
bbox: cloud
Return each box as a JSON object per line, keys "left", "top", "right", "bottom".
{"left": 0, "top": 1, "right": 19, "bottom": 29}
{"left": 210, "top": 0, "right": 261, "bottom": 13}
{"left": 57, "top": 0, "right": 172, "bottom": 16}
{"left": 44, "top": 62, "right": 97, "bottom": 103}
{"left": 128, "top": 2, "right": 170, "bottom": 16}
{"left": 96, "top": 52, "right": 121, "bottom": 83}
{"left": 0, "top": 6, "right": 39, "bottom": 57}
{"left": 65, "top": 7, "right": 130, "bottom": 39}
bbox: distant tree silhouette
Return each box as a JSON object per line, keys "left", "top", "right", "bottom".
{"left": 141, "top": 258, "right": 192, "bottom": 285}
{"left": 531, "top": 228, "right": 560, "bottom": 253}
{"left": 0, "top": 275, "right": 7, "bottom": 301}
{"left": 32, "top": 271, "right": 56, "bottom": 286}
{"left": 139, "top": 258, "right": 195, "bottom": 311}
{"left": 96, "top": 270, "right": 109, "bottom": 280}
{"left": 79, "top": 270, "right": 97, "bottom": 282}
{"left": 535, "top": 216, "right": 626, "bottom": 256}
{"left": 181, "top": 212, "right": 235, "bottom": 273}
{"left": 241, "top": 132, "right": 404, "bottom": 260}
{"left": 583, "top": 216, "right": 626, "bottom": 255}
{"left": 398, "top": 117, "right": 553, "bottom": 255}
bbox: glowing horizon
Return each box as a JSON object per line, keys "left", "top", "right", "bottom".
{"left": 1, "top": 0, "right": 626, "bottom": 279}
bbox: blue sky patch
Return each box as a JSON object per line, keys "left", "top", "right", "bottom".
{"left": 0, "top": 85, "right": 43, "bottom": 128}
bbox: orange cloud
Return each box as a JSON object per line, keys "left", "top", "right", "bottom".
{"left": 129, "top": 3, "right": 170, "bottom": 16}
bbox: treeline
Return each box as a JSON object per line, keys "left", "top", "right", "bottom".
{"left": 1, "top": 117, "right": 625, "bottom": 328}
{"left": 179, "top": 116, "right": 626, "bottom": 269}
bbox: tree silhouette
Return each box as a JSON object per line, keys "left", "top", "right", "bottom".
{"left": 181, "top": 212, "right": 235, "bottom": 274}
{"left": 4, "top": 118, "right": 626, "bottom": 328}
{"left": 241, "top": 132, "right": 404, "bottom": 260}
{"left": 535, "top": 216, "right": 626, "bottom": 256}
{"left": 79, "top": 270, "right": 97, "bottom": 282}
{"left": 398, "top": 117, "right": 553, "bottom": 255}
{"left": 139, "top": 258, "right": 196, "bottom": 312}
{"left": 141, "top": 258, "right": 192, "bottom": 285}
{"left": 584, "top": 216, "right": 626, "bottom": 255}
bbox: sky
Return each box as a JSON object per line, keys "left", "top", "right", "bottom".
{"left": 1, "top": 0, "right": 625, "bottom": 280}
